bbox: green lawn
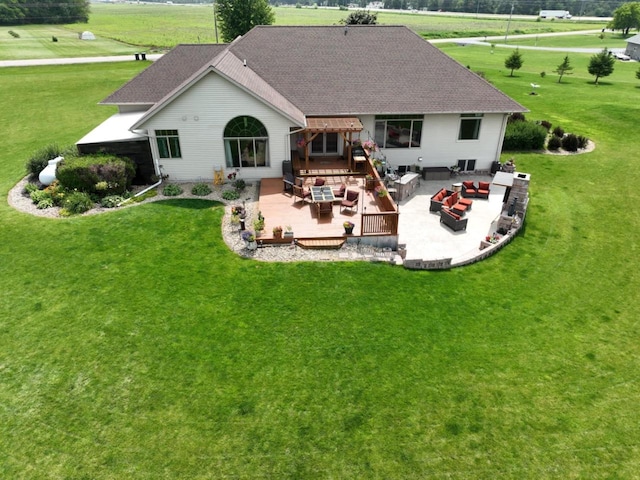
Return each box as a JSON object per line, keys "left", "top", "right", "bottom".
{"left": 1, "top": 45, "right": 639, "bottom": 478}
{"left": 0, "top": 25, "right": 139, "bottom": 60}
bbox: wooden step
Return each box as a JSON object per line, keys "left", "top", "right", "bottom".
{"left": 296, "top": 238, "right": 345, "bottom": 250}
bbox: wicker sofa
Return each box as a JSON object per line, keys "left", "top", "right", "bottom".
{"left": 430, "top": 187, "right": 454, "bottom": 212}
{"left": 440, "top": 208, "right": 468, "bottom": 231}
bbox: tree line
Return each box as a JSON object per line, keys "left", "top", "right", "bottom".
{"left": 0, "top": 0, "right": 89, "bottom": 25}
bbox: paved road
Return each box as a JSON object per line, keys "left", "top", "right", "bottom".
{"left": 430, "top": 29, "right": 626, "bottom": 53}
{"left": 0, "top": 53, "right": 163, "bottom": 68}
{"left": 0, "top": 30, "right": 624, "bottom": 68}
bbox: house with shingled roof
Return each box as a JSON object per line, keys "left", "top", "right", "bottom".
{"left": 77, "top": 25, "right": 526, "bottom": 184}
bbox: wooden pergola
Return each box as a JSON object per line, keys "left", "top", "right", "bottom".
{"left": 299, "top": 117, "right": 363, "bottom": 173}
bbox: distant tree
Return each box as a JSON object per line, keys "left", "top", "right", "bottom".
{"left": 216, "top": 0, "right": 274, "bottom": 43}
{"left": 554, "top": 55, "right": 574, "bottom": 83}
{"left": 341, "top": 10, "right": 378, "bottom": 24}
{"left": 588, "top": 49, "right": 615, "bottom": 85}
{"left": 0, "top": 0, "right": 88, "bottom": 25}
{"left": 636, "top": 66, "right": 640, "bottom": 81}
{"left": 504, "top": 49, "right": 523, "bottom": 76}
{"left": 0, "top": 0, "right": 24, "bottom": 25}
{"left": 608, "top": 2, "right": 640, "bottom": 35}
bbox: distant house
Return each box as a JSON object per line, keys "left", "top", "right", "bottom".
{"left": 77, "top": 25, "right": 526, "bottom": 183}
{"left": 625, "top": 33, "right": 640, "bottom": 61}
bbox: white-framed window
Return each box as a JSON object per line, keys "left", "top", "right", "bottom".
{"left": 224, "top": 116, "right": 269, "bottom": 168}
{"left": 374, "top": 115, "right": 423, "bottom": 149}
{"left": 458, "top": 114, "right": 483, "bottom": 140}
{"left": 155, "top": 130, "right": 182, "bottom": 158}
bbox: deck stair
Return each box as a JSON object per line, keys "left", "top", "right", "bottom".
{"left": 296, "top": 238, "right": 345, "bottom": 250}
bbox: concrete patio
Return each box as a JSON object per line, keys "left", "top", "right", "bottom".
{"left": 396, "top": 175, "right": 507, "bottom": 264}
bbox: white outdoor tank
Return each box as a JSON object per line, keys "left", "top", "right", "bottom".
{"left": 39, "top": 156, "right": 64, "bottom": 186}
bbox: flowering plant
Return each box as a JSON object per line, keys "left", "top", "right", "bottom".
{"left": 343, "top": 221, "right": 355, "bottom": 228}
{"left": 241, "top": 230, "right": 256, "bottom": 242}
{"left": 227, "top": 172, "right": 236, "bottom": 181}
{"left": 296, "top": 138, "right": 307, "bottom": 148}
{"left": 362, "top": 140, "right": 378, "bottom": 152}
{"left": 375, "top": 185, "right": 387, "bottom": 197}
{"left": 485, "top": 233, "right": 501, "bottom": 244}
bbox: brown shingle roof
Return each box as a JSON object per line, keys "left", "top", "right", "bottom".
{"left": 103, "top": 25, "right": 526, "bottom": 116}
{"left": 101, "top": 44, "right": 227, "bottom": 105}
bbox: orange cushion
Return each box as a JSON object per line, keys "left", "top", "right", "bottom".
{"left": 463, "top": 181, "right": 475, "bottom": 189}
{"left": 479, "top": 181, "right": 490, "bottom": 190}
{"left": 447, "top": 210, "right": 461, "bottom": 220}
{"left": 435, "top": 192, "right": 444, "bottom": 201}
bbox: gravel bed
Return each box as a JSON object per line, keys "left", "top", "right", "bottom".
{"left": 8, "top": 177, "right": 395, "bottom": 264}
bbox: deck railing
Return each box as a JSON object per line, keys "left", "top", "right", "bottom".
{"left": 361, "top": 157, "right": 399, "bottom": 235}
{"left": 361, "top": 211, "right": 398, "bottom": 235}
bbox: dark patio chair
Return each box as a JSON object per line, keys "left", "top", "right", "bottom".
{"left": 316, "top": 201, "right": 333, "bottom": 218}
{"left": 333, "top": 183, "right": 346, "bottom": 198}
{"left": 293, "top": 185, "right": 310, "bottom": 204}
{"left": 341, "top": 189, "right": 359, "bottom": 214}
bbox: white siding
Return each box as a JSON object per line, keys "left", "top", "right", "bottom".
{"left": 140, "top": 72, "right": 294, "bottom": 182}
{"left": 360, "top": 113, "right": 506, "bottom": 171}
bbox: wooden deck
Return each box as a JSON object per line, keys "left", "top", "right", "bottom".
{"left": 256, "top": 175, "right": 388, "bottom": 241}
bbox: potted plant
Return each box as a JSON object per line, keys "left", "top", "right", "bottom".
{"left": 241, "top": 230, "right": 257, "bottom": 250}
{"left": 253, "top": 211, "right": 265, "bottom": 235}
{"left": 375, "top": 185, "right": 388, "bottom": 197}
{"left": 283, "top": 225, "right": 294, "bottom": 238}
{"left": 365, "top": 174, "right": 376, "bottom": 191}
{"left": 272, "top": 225, "right": 283, "bottom": 238}
{"left": 343, "top": 221, "right": 355, "bottom": 234}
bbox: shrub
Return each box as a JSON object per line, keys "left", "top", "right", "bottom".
{"left": 30, "top": 189, "right": 52, "bottom": 205}
{"left": 191, "top": 183, "right": 212, "bottom": 196}
{"left": 552, "top": 126, "right": 565, "bottom": 138}
{"left": 547, "top": 135, "right": 562, "bottom": 151}
{"left": 233, "top": 179, "right": 246, "bottom": 191}
{"left": 52, "top": 36, "right": 58, "bottom": 42}
{"left": 577, "top": 135, "right": 589, "bottom": 149}
{"left": 26, "top": 144, "right": 64, "bottom": 179}
{"left": 56, "top": 154, "right": 135, "bottom": 195}
{"left": 100, "top": 195, "right": 124, "bottom": 208}
{"left": 539, "top": 120, "right": 552, "bottom": 131}
{"left": 44, "top": 182, "right": 67, "bottom": 206}
{"left": 37, "top": 198, "right": 54, "bottom": 209}
{"left": 222, "top": 189, "right": 240, "bottom": 200}
{"left": 9, "top": 30, "right": 20, "bottom": 38}
{"left": 162, "top": 184, "right": 183, "bottom": 196}
{"left": 540, "top": 71, "right": 546, "bottom": 78}
{"left": 502, "top": 121, "right": 547, "bottom": 151}
{"left": 561, "top": 133, "right": 579, "bottom": 152}
{"left": 62, "top": 191, "right": 93, "bottom": 215}
{"left": 507, "top": 112, "right": 526, "bottom": 123}
{"left": 23, "top": 183, "right": 39, "bottom": 195}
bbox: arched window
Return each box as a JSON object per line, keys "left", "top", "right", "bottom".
{"left": 224, "top": 116, "right": 269, "bottom": 168}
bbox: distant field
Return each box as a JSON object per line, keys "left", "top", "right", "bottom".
{"left": 58, "top": 3, "right": 607, "bottom": 49}
{"left": 0, "top": 25, "right": 138, "bottom": 60}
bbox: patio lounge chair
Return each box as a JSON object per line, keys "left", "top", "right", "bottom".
{"left": 476, "top": 181, "right": 490, "bottom": 199}
{"left": 430, "top": 188, "right": 453, "bottom": 212}
{"left": 462, "top": 181, "right": 477, "bottom": 198}
{"left": 333, "top": 183, "right": 346, "bottom": 198}
{"left": 340, "top": 189, "right": 359, "bottom": 214}
{"left": 440, "top": 208, "right": 468, "bottom": 231}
